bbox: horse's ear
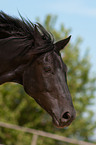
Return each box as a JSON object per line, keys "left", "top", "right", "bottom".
{"left": 54, "top": 35, "right": 71, "bottom": 51}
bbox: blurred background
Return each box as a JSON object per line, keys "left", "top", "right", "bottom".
{"left": 0, "top": 0, "right": 96, "bottom": 144}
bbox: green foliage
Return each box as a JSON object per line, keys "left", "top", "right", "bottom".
{"left": 0, "top": 15, "right": 96, "bottom": 145}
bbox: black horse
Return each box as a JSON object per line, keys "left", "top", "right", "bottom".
{"left": 0, "top": 12, "right": 76, "bottom": 128}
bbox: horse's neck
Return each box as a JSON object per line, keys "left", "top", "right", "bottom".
{"left": 0, "top": 37, "right": 35, "bottom": 85}
{"left": 0, "top": 54, "right": 34, "bottom": 85}
{"left": 0, "top": 63, "right": 26, "bottom": 85}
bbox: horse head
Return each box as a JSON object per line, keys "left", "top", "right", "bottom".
{"left": 23, "top": 25, "right": 76, "bottom": 128}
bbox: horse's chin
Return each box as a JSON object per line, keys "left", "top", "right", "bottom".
{"left": 52, "top": 116, "right": 71, "bottom": 128}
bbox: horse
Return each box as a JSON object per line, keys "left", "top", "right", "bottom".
{"left": 0, "top": 12, "right": 76, "bottom": 128}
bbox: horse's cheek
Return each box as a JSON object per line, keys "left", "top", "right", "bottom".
{"left": 23, "top": 71, "right": 37, "bottom": 97}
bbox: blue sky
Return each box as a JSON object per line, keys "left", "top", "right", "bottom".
{"left": 0, "top": 0, "right": 96, "bottom": 74}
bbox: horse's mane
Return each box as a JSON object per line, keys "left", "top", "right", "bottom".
{"left": 0, "top": 11, "right": 54, "bottom": 55}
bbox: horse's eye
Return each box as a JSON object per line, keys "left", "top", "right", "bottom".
{"left": 44, "top": 66, "right": 51, "bottom": 72}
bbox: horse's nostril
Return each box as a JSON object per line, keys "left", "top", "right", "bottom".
{"left": 62, "top": 112, "right": 71, "bottom": 120}
{"left": 60, "top": 112, "right": 71, "bottom": 124}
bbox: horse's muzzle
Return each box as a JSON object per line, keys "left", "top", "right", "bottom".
{"left": 52, "top": 111, "right": 76, "bottom": 128}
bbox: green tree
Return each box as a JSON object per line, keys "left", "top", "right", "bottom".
{"left": 0, "top": 15, "right": 96, "bottom": 145}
